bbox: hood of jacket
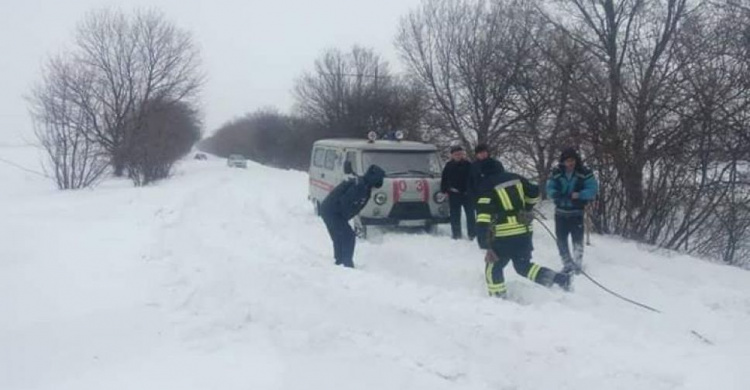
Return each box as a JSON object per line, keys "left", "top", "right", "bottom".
{"left": 559, "top": 147, "right": 582, "bottom": 168}
{"left": 363, "top": 165, "right": 385, "bottom": 188}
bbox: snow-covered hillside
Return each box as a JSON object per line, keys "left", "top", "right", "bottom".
{"left": 2, "top": 148, "right": 749, "bottom": 390}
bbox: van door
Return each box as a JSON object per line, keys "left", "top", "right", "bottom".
{"left": 321, "top": 148, "right": 340, "bottom": 191}
{"left": 309, "top": 146, "right": 333, "bottom": 203}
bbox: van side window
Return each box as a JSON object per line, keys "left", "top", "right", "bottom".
{"left": 324, "top": 149, "right": 337, "bottom": 170}
{"left": 313, "top": 148, "right": 326, "bottom": 167}
{"left": 345, "top": 151, "right": 358, "bottom": 174}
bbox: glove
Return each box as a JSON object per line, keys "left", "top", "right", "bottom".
{"left": 477, "top": 224, "right": 494, "bottom": 250}
{"left": 517, "top": 210, "right": 534, "bottom": 226}
{"left": 485, "top": 249, "right": 499, "bottom": 264}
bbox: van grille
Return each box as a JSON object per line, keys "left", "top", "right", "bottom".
{"left": 388, "top": 202, "right": 431, "bottom": 220}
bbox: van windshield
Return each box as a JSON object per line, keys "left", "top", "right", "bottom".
{"left": 362, "top": 151, "right": 441, "bottom": 178}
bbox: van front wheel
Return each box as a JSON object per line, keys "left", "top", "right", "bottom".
{"left": 353, "top": 217, "right": 367, "bottom": 239}
{"left": 424, "top": 223, "right": 438, "bottom": 235}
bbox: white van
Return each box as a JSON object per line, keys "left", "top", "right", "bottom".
{"left": 309, "top": 134, "right": 449, "bottom": 236}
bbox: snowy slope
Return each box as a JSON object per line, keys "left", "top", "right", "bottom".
{"left": 2, "top": 149, "right": 749, "bottom": 390}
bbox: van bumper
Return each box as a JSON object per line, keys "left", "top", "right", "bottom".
{"left": 360, "top": 217, "right": 451, "bottom": 226}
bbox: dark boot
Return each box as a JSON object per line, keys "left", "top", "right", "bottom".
{"left": 562, "top": 262, "right": 582, "bottom": 275}
{"left": 554, "top": 272, "right": 572, "bottom": 292}
{"left": 533, "top": 267, "right": 557, "bottom": 287}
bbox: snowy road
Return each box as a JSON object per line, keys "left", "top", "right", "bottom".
{"left": 2, "top": 152, "right": 749, "bottom": 389}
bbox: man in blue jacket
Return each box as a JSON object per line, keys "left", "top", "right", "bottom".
{"left": 546, "top": 148, "right": 598, "bottom": 277}
{"left": 319, "top": 165, "right": 385, "bottom": 268}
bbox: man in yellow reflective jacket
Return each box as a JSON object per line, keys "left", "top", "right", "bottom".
{"left": 475, "top": 159, "right": 570, "bottom": 297}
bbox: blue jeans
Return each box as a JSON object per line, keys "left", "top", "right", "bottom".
{"left": 555, "top": 213, "right": 584, "bottom": 272}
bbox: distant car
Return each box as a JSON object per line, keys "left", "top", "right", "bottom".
{"left": 194, "top": 152, "right": 208, "bottom": 160}
{"left": 227, "top": 154, "right": 247, "bottom": 168}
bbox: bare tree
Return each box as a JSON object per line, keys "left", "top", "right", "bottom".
{"left": 541, "top": 0, "right": 691, "bottom": 237}
{"left": 393, "top": 0, "right": 750, "bottom": 265}
{"left": 502, "top": 20, "right": 587, "bottom": 191}
{"left": 127, "top": 99, "right": 202, "bottom": 185}
{"left": 396, "top": 0, "right": 539, "bottom": 154}
{"left": 202, "top": 110, "right": 322, "bottom": 170}
{"left": 666, "top": 0, "right": 750, "bottom": 265}
{"left": 67, "top": 8, "right": 203, "bottom": 182}
{"left": 529, "top": 0, "right": 750, "bottom": 263}
{"left": 29, "top": 55, "right": 108, "bottom": 190}
{"left": 293, "top": 46, "right": 423, "bottom": 139}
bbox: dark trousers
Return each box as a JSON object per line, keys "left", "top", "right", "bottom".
{"left": 449, "top": 192, "right": 476, "bottom": 239}
{"left": 555, "top": 213, "right": 585, "bottom": 272}
{"left": 322, "top": 213, "right": 356, "bottom": 268}
{"left": 485, "top": 247, "right": 557, "bottom": 295}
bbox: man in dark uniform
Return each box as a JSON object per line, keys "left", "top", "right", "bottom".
{"left": 475, "top": 160, "right": 570, "bottom": 297}
{"left": 319, "top": 165, "right": 385, "bottom": 268}
{"left": 441, "top": 146, "right": 475, "bottom": 240}
{"left": 546, "top": 147, "right": 598, "bottom": 277}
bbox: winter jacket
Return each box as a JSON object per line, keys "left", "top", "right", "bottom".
{"left": 440, "top": 159, "right": 472, "bottom": 194}
{"left": 546, "top": 150, "right": 598, "bottom": 215}
{"left": 320, "top": 165, "right": 385, "bottom": 220}
{"left": 475, "top": 161, "right": 540, "bottom": 254}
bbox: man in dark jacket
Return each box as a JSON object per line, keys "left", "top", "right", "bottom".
{"left": 546, "top": 147, "right": 598, "bottom": 276}
{"left": 475, "top": 161, "right": 570, "bottom": 297}
{"left": 319, "top": 165, "right": 385, "bottom": 268}
{"left": 441, "top": 146, "right": 475, "bottom": 239}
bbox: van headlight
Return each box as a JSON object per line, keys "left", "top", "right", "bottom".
{"left": 374, "top": 192, "right": 388, "bottom": 205}
{"left": 434, "top": 191, "right": 447, "bottom": 203}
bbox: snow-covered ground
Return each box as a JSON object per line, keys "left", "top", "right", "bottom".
{"left": 2, "top": 147, "right": 750, "bottom": 390}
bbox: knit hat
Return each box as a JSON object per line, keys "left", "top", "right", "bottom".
{"left": 559, "top": 147, "right": 580, "bottom": 163}
{"left": 449, "top": 145, "right": 464, "bottom": 154}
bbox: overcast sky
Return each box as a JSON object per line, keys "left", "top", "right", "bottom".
{"left": 0, "top": 0, "right": 421, "bottom": 144}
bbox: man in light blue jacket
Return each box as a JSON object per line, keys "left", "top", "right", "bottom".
{"left": 546, "top": 148, "right": 598, "bottom": 279}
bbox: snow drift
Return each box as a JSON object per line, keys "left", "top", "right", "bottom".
{"left": 1, "top": 147, "right": 749, "bottom": 389}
